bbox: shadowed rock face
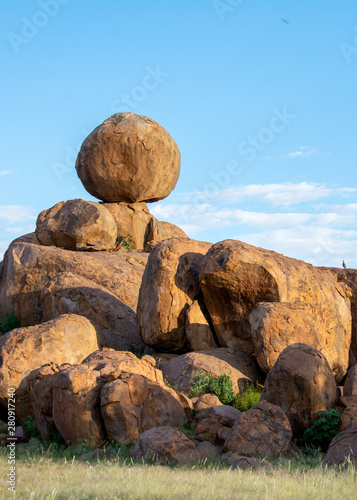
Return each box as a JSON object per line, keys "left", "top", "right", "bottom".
{"left": 199, "top": 239, "right": 352, "bottom": 381}
{"left": 75, "top": 113, "right": 181, "bottom": 203}
{"left": 130, "top": 426, "right": 200, "bottom": 465}
{"left": 260, "top": 343, "right": 340, "bottom": 436}
{"left": 137, "top": 238, "right": 212, "bottom": 351}
{"left": 223, "top": 401, "right": 292, "bottom": 457}
{"left": 323, "top": 426, "right": 357, "bottom": 466}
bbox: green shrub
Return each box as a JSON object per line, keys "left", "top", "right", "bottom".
{"left": 120, "top": 235, "right": 133, "bottom": 250}
{"left": 191, "top": 371, "right": 235, "bottom": 405}
{"left": 22, "top": 417, "right": 40, "bottom": 439}
{"left": 300, "top": 409, "right": 341, "bottom": 452}
{"left": 232, "top": 383, "right": 262, "bottom": 412}
{"left": 0, "top": 309, "right": 20, "bottom": 334}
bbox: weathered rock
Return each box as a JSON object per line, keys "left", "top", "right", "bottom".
{"left": 221, "top": 453, "right": 273, "bottom": 470}
{"left": 0, "top": 241, "right": 148, "bottom": 325}
{"left": 35, "top": 199, "right": 117, "bottom": 251}
{"left": 340, "top": 404, "right": 357, "bottom": 431}
{"left": 41, "top": 272, "right": 143, "bottom": 352}
{"left": 27, "top": 362, "right": 71, "bottom": 440}
{"left": 223, "top": 401, "right": 292, "bottom": 457}
{"left": 320, "top": 268, "right": 357, "bottom": 360}
{"left": 131, "top": 426, "right": 200, "bottom": 464}
{"left": 75, "top": 113, "right": 181, "bottom": 203}
{"left": 193, "top": 394, "right": 223, "bottom": 411}
{"left": 260, "top": 343, "right": 340, "bottom": 436}
{"left": 344, "top": 364, "right": 357, "bottom": 396}
{"left": 196, "top": 441, "right": 222, "bottom": 460}
{"left": 100, "top": 373, "right": 187, "bottom": 445}
{"left": 194, "top": 405, "right": 241, "bottom": 444}
{"left": 249, "top": 302, "right": 322, "bottom": 373}
{"left": 161, "top": 348, "right": 264, "bottom": 396}
{"left": 0, "top": 314, "right": 98, "bottom": 422}
{"left": 144, "top": 217, "right": 187, "bottom": 251}
{"left": 137, "top": 238, "right": 212, "bottom": 351}
{"left": 51, "top": 350, "right": 164, "bottom": 445}
{"left": 103, "top": 202, "right": 151, "bottom": 250}
{"left": 200, "top": 240, "right": 351, "bottom": 381}
{"left": 323, "top": 426, "right": 357, "bottom": 466}
{"left": 185, "top": 300, "right": 217, "bottom": 352}
{"left": 80, "top": 448, "right": 115, "bottom": 461}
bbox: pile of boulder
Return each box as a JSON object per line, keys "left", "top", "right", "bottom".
{"left": 0, "top": 112, "right": 357, "bottom": 469}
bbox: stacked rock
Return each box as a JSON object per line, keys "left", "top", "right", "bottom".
{"left": 35, "top": 113, "right": 185, "bottom": 252}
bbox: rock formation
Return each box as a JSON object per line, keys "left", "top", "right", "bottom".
{"left": 75, "top": 113, "right": 181, "bottom": 203}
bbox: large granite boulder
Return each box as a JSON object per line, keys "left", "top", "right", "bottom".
{"left": 137, "top": 238, "right": 212, "bottom": 351}
{"left": 144, "top": 217, "right": 187, "bottom": 251}
{"left": 100, "top": 372, "right": 187, "bottom": 445}
{"left": 0, "top": 314, "right": 98, "bottom": 422}
{"left": 0, "top": 240, "right": 148, "bottom": 325}
{"left": 75, "top": 113, "right": 181, "bottom": 203}
{"left": 35, "top": 199, "right": 117, "bottom": 251}
{"left": 223, "top": 401, "right": 292, "bottom": 457}
{"left": 200, "top": 239, "right": 352, "bottom": 381}
{"left": 41, "top": 272, "right": 143, "bottom": 352}
{"left": 249, "top": 302, "right": 322, "bottom": 373}
{"left": 131, "top": 426, "right": 200, "bottom": 464}
{"left": 50, "top": 350, "right": 164, "bottom": 446}
{"left": 260, "top": 343, "right": 340, "bottom": 436}
{"left": 159, "top": 348, "right": 264, "bottom": 396}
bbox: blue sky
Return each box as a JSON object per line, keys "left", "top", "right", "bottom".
{"left": 1, "top": 0, "right": 357, "bottom": 267}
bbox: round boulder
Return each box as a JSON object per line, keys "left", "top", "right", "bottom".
{"left": 75, "top": 113, "right": 181, "bottom": 203}
{"left": 36, "top": 199, "right": 117, "bottom": 251}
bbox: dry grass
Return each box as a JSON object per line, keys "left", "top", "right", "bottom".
{"left": 0, "top": 446, "right": 356, "bottom": 500}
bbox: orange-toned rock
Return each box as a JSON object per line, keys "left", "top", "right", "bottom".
{"left": 75, "top": 113, "right": 181, "bottom": 203}
{"left": 35, "top": 199, "right": 117, "bottom": 251}
{"left": 131, "top": 426, "right": 200, "bottom": 464}
{"left": 41, "top": 272, "right": 143, "bottom": 352}
{"left": 161, "top": 348, "right": 264, "bottom": 396}
{"left": 249, "top": 302, "right": 322, "bottom": 373}
{"left": 185, "top": 300, "right": 217, "bottom": 351}
{"left": 0, "top": 314, "right": 98, "bottom": 422}
{"left": 196, "top": 441, "right": 222, "bottom": 460}
{"left": 200, "top": 240, "right": 351, "bottom": 381}
{"left": 100, "top": 373, "right": 187, "bottom": 445}
{"left": 0, "top": 241, "right": 148, "bottom": 325}
{"left": 260, "top": 343, "right": 340, "bottom": 436}
{"left": 137, "top": 238, "right": 212, "bottom": 351}
{"left": 223, "top": 401, "right": 292, "bottom": 457}
{"left": 103, "top": 202, "right": 151, "bottom": 250}
{"left": 320, "top": 268, "right": 357, "bottom": 360}
{"left": 323, "top": 426, "right": 357, "bottom": 466}
{"left": 144, "top": 217, "right": 187, "bottom": 251}
{"left": 193, "top": 394, "right": 223, "bottom": 411}
{"left": 51, "top": 350, "right": 164, "bottom": 445}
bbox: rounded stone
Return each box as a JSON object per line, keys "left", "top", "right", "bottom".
{"left": 75, "top": 113, "right": 181, "bottom": 203}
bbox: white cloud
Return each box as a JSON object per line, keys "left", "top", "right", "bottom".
{"left": 0, "top": 240, "right": 11, "bottom": 261}
{"left": 284, "top": 147, "right": 319, "bottom": 159}
{"left": 0, "top": 170, "right": 13, "bottom": 176}
{"left": 0, "top": 206, "right": 37, "bottom": 224}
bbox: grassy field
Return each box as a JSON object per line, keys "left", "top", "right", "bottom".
{"left": 0, "top": 439, "right": 356, "bottom": 499}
